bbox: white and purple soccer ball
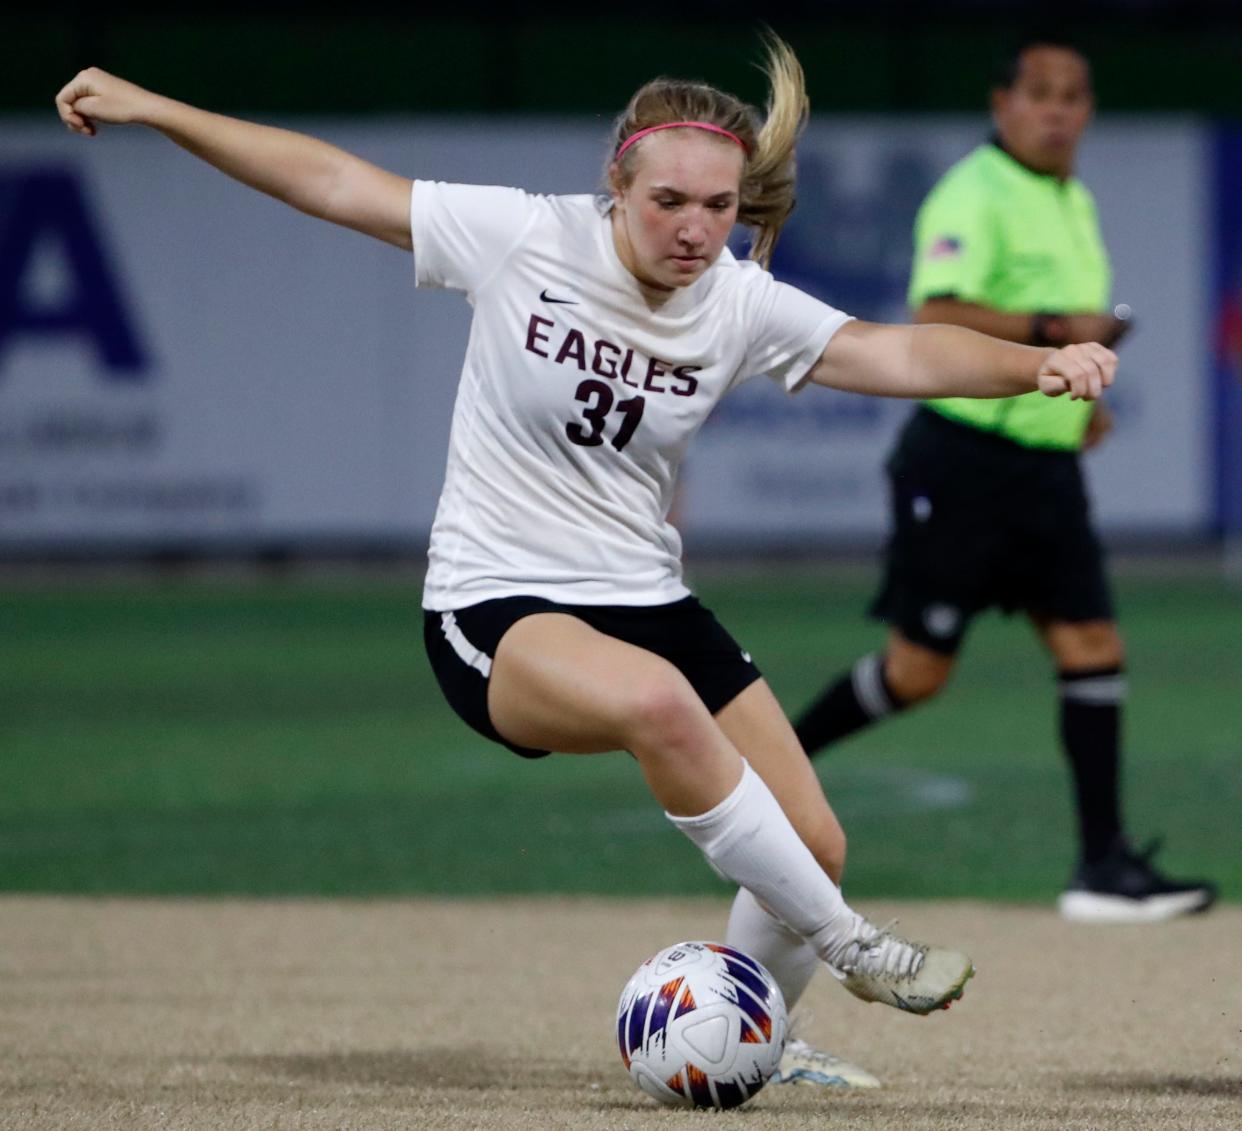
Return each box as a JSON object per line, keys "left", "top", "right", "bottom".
{"left": 616, "top": 940, "right": 788, "bottom": 1110}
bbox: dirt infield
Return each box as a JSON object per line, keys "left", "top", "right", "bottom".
{"left": 1, "top": 897, "right": 1238, "bottom": 1130}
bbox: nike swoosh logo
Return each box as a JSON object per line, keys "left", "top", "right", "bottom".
{"left": 540, "top": 289, "right": 579, "bottom": 305}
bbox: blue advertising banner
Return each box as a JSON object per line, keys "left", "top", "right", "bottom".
{"left": 0, "top": 116, "right": 1213, "bottom": 554}
{"left": 1214, "top": 130, "right": 1242, "bottom": 535}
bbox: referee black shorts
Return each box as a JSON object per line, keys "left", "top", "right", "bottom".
{"left": 869, "top": 406, "right": 1115, "bottom": 655}
{"left": 423, "top": 594, "right": 762, "bottom": 758}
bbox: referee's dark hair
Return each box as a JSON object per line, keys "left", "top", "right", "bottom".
{"left": 995, "top": 34, "right": 1090, "bottom": 89}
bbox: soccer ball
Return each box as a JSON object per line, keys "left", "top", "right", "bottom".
{"left": 616, "top": 940, "right": 787, "bottom": 1110}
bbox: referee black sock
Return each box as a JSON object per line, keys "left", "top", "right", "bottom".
{"left": 1058, "top": 665, "right": 1126, "bottom": 864}
{"left": 794, "top": 653, "right": 906, "bottom": 758}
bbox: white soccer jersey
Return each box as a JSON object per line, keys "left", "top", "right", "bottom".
{"left": 412, "top": 182, "right": 851, "bottom": 610}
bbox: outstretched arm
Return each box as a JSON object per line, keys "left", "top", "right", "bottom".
{"left": 55, "top": 68, "right": 413, "bottom": 250}
{"left": 808, "top": 319, "right": 1116, "bottom": 401}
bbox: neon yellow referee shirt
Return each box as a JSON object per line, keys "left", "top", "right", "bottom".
{"left": 909, "top": 141, "right": 1112, "bottom": 450}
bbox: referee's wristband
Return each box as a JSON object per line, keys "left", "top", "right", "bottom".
{"left": 1031, "top": 312, "right": 1070, "bottom": 347}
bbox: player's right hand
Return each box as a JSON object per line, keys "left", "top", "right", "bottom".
{"left": 55, "top": 68, "right": 156, "bottom": 137}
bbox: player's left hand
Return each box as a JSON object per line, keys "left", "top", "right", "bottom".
{"left": 1036, "top": 342, "right": 1117, "bottom": 401}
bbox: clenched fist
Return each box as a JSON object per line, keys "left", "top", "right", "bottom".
{"left": 1036, "top": 341, "right": 1117, "bottom": 401}
{"left": 55, "top": 68, "right": 161, "bottom": 137}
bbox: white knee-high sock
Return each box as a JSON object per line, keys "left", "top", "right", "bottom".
{"left": 726, "top": 887, "right": 819, "bottom": 1011}
{"left": 666, "top": 760, "right": 862, "bottom": 963}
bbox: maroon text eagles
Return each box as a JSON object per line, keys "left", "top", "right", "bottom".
{"left": 524, "top": 314, "right": 700, "bottom": 396}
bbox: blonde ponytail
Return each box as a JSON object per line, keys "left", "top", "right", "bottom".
{"left": 740, "top": 34, "right": 808, "bottom": 267}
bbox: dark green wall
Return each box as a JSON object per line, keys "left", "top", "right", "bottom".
{"left": 15, "top": 10, "right": 1242, "bottom": 116}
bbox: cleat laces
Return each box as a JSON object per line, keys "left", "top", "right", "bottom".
{"left": 827, "top": 918, "right": 928, "bottom": 982}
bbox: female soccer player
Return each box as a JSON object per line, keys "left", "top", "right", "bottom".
{"left": 56, "top": 36, "right": 1114, "bottom": 1087}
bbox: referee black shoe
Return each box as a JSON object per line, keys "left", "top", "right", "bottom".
{"left": 1057, "top": 837, "right": 1218, "bottom": 924}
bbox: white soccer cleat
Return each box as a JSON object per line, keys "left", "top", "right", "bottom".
{"left": 824, "top": 919, "right": 975, "bottom": 1015}
{"left": 772, "top": 1038, "right": 882, "bottom": 1089}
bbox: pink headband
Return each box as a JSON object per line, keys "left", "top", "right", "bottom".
{"left": 615, "top": 121, "right": 748, "bottom": 161}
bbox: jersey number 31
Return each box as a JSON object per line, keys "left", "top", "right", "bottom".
{"left": 566, "top": 379, "right": 646, "bottom": 452}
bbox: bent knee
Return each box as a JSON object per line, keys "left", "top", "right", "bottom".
{"left": 620, "top": 672, "right": 709, "bottom": 751}
{"left": 1045, "top": 619, "right": 1124, "bottom": 669}
{"left": 885, "top": 648, "right": 954, "bottom": 704}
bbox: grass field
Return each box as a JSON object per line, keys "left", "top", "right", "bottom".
{"left": 1, "top": 562, "right": 1237, "bottom": 901}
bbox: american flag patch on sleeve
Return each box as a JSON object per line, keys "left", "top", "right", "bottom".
{"left": 926, "top": 235, "right": 963, "bottom": 260}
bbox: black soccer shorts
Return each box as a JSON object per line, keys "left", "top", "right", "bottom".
{"left": 423, "top": 594, "right": 762, "bottom": 757}
{"left": 868, "top": 407, "right": 1115, "bottom": 654}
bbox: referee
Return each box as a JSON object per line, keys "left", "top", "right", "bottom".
{"left": 795, "top": 35, "right": 1216, "bottom": 923}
